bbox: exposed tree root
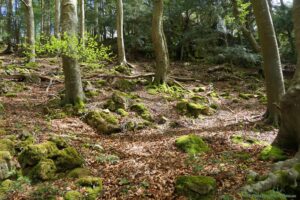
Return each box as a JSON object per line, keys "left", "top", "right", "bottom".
{"left": 243, "top": 152, "right": 300, "bottom": 194}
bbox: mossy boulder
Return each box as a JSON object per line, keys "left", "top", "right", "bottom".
{"left": 84, "top": 110, "right": 121, "bottom": 134}
{"left": 175, "top": 175, "right": 217, "bottom": 200}
{"left": 259, "top": 146, "right": 287, "bottom": 161}
{"left": 67, "top": 168, "right": 90, "bottom": 178}
{"left": 113, "top": 79, "right": 136, "bottom": 92}
{"left": 18, "top": 141, "right": 59, "bottom": 167}
{"left": 55, "top": 147, "right": 84, "bottom": 171}
{"left": 0, "top": 179, "right": 13, "bottom": 199}
{"left": 176, "top": 100, "right": 212, "bottom": 118}
{"left": 29, "top": 159, "right": 57, "bottom": 181}
{"left": 241, "top": 190, "right": 287, "bottom": 200}
{"left": 175, "top": 134, "right": 210, "bottom": 154}
{"left": 64, "top": 190, "right": 83, "bottom": 200}
{"left": 76, "top": 177, "right": 103, "bottom": 200}
{"left": 0, "top": 151, "right": 16, "bottom": 180}
{"left": 130, "top": 103, "right": 152, "bottom": 121}
{"left": 105, "top": 91, "right": 129, "bottom": 112}
{"left": 0, "top": 138, "right": 15, "bottom": 155}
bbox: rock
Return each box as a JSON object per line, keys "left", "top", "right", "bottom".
{"left": 241, "top": 190, "right": 287, "bottom": 200}
{"left": 55, "top": 147, "right": 84, "bottom": 171}
{"left": 0, "top": 179, "right": 13, "bottom": 199}
{"left": 18, "top": 141, "right": 59, "bottom": 167}
{"left": 0, "top": 138, "right": 15, "bottom": 155}
{"left": 113, "top": 79, "right": 136, "bottom": 92}
{"left": 29, "top": 159, "right": 57, "bottom": 181}
{"left": 175, "top": 175, "right": 217, "bottom": 200}
{"left": 67, "top": 168, "right": 90, "bottom": 178}
{"left": 0, "top": 151, "right": 16, "bottom": 180}
{"left": 175, "top": 134, "right": 210, "bottom": 154}
{"left": 84, "top": 110, "right": 121, "bottom": 134}
{"left": 130, "top": 103, "right": 152, "bottom": 121}
{"left": 176, "top": 100, "right": 212, "bottom": 118}
{"left": 105, "top": 91, "right": 129, "bottom": 112}
{"left": 259, "top": 146, "right": 287, "bottom": 161}
{"left": 76, "top": 177, "right": 103, "bottom": 200}
{"left": 65, "top": 190, "right": 83, "bottom": 200}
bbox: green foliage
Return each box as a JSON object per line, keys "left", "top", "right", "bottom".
{"left": 240, "top": 190, "right": 287, "bottom": 200}
{"left": 29, "top": 183, "right": 60, "bottom": 200}
{"left": 35, "top": 33, "right": 112, "bottom": 64}
{"left": 96, "top": 154, "right": 120, "bottom": 164}
{"left": 259, "top": 146, "right": 287, "bottom": 161}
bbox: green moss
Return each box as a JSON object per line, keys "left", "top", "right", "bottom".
{"left": 114, "top": 65, "right": 132, "bottom": 75}
{"left": 231, "top": 135, "right": 261, "bottom": 147}
{"left": 116, "top": 108, "right": 129, "bottom": 117}
{"left": 84, "top": 110, "right": 120, "bottom": 134}
{"left": 64, "top": 190, "right": 83, "bottom": 200}
{"left": 67, "top": 168, "right": 90, "bottom": 178}
{"left": 130, "top": 103, "right": 152, "bottom": 121}
{"left": 49, "top": 136, "right": 69, "bottom": 149}
{"left": 25, "top": 62, "right": 39, "bottom": 69}
{"left": 0, "top": 151, "right": 15, "bottom": 180}
{"left": 175, "top": 134, "right": 210, "bottom": 154}
{"left": 0, "top": 179, "right": 13, "bottom": 195}
{"left": 18, "top": 141, "right": 59, "bottom": 167}
{"left": 239, "top": 93, "right": 254, "bottom": 100}
{"left": 76, "top": 176, "right": 103, "bottom": 199}
{"left": 105, "top": 91, "right": 129, "bottom": 112}
{"left": 0, "top": 138, "right": 15, "bottom": 155}
{"left": 113, "top": 79, "right": 136, "bottom": 92}
{"left": 259, "top": 146, "right": 287, "bottom": 161}
{"left": 55, "top": 147, "right": 84, "bottom": 171}
{"left": 176, "top": 100, "right": 212, "bottom": 118}
{"left": 85, "top": 187, "right": 102, "bottom": 200}
{"left": 241, "top": 190, "right": 287, "bottom": 200}
{"left": 146, "top": 84, "right": 186, "bottom": 98}
{"left": 29, "top": 159, "right": 57, "bottom": 181}
{"left": 175, "top": 175, "right": 216, "bottom": 200}
{"left": 5, "top": 93, "right": 17, "bottom": 97}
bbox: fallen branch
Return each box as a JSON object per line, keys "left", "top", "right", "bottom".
{"left": 0, "top": 74, "right": 63, "bottom": 83}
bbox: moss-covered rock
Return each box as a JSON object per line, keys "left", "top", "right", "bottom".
{"left": 76, "top": 177, "right": 103, "bottom": 200}
{"left": 0, "top": 151, "right": 15, "bottom": 180}
{"left": 130, "top": 103, "right": 152, "bottom": 121}
{"left": 175, "top": 175, "right": 217, "bottom": 200}
{"left": 116, "top": 108, "right": 129, "bottom": 117}
{"left": 67, "top": 168, "right": 90, "bottom": 178}
{"left": 105, "top": 91, "right": 129, "bottom": 112}
{"left": 29, "top": 159, "right": 57, "bottom": 181}
{"left": 175, "top": 134, "right": 210, "bottom": 154}
{"left": 49, "top": 136, "right": 69, "bottom": 150}
{"left": 55, "top": 147, "right": 84, "bottom": 171}
{"left": 84, "top": 110, "right": 121, "bottom": 134}
{"left": 64, "top": 190, "right": 83, "bottom": 200}
{"left": 18, "top": 141, "right": 59, "bottom": 167}
{"left": 15, "top": 134, "right": 35, "bottom": 152}
{"left": 113, "top": 79, "right": 136, "bottom": 92}
{"left": 259, "top": 146, "right": 287, "bottom": 161}
{"left": 176, "top": 100, "right": 212, "bottom": 118}
{"left": 0, "top": 179, "right": 13, "bottom": 199}
{"left": 0, "top": 138, "right": 15, "bottom": 155}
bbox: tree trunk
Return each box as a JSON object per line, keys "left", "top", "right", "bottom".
{"left": 55, "top": 0, "right": 61, "bottom": 38}
{"left": 94, "top": 0, "right": 99, "bottom": 37}
{"left": 61, "top": 0, "right": 85, "bottom": 105}
{"left": 79, "top": 0, "right": 85, "bottom": 43}
{"left": 23, "top": 0, "right": 35, "bottom": 63}
{"left": 152, "top": 0, "right": 169, "bottom": 84}
{"left": 44, "top": 0, "right": 51, "bottom": 38}
{"left": 252, "top": 0, "right": 285, "bottom": 125}
{"left": 3, "top": 0, "right": 13, "bottom": 54}
{"left": 273, "top": 0, "right": 300, "bottom": 150}
{"left": 231, "top": 0, "right": 261, "bottom": 53}
{"left": 116, "top": 0, "right": 127, "bottom": 66}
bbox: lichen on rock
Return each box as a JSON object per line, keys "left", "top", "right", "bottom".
{"left": 175, "top": 134, "right": 210, "bottom": 154}
{"left": 175, "top": 175, "right": 217, "bottom": 200}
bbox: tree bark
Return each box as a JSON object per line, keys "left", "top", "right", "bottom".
{"left": 94, "top": 0, "right": 99, "bottom": 37}
{"left": 79, "top": 0, "right": 85, "bottom": 43}
{"left": 23, "top": 0, "right": 35, "bottom": 63}
{"left": 3, "top": 0, "right": 13, "bottom": 53}
{"left": 273, "top": 0, "right": 300, "bottom": 150}
{"left": 251, "top": 0, "right": 285, "bottom": 125}
{"left": 116, "top": 0, "right": 127, "bottom": 66}
{"left": 44, "top": 0, "right": 51, "bottom": 37}
{"left": 231, "top": 0, "right": 261, "bottom": 53}
{"left": 61, "top": 0, "right": 85, "bottom": 105}
{"left": 55, "top": 0, "right": 61, "bottom": 38}
{"left": 152, "top": 0, "right": 169, "bottom": 84}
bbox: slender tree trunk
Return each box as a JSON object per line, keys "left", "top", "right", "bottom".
{"left": 94, "top": 0, "right": 99, "bottom": 37}
{"left": 116, "top": 0, "right": 127, "bottom": 65}
{"left": 152, "top": 0, "right": 169, "bottom": 84}
{"left": 40, "top": 0, "right": 44, "bottom": 35}
{"left": 23, "top": 0, "right": 35, "bottom": 63}
{"left": 3, "top": 0, "right": 13, "bottom": 53}
{"left": 55, "top": 0, "right": 61, "bottom": 38}
{"left": 273, "top": 0, "right": 300, "bottom": 150}
{"left": 232, "top": 0, "right": 261, "bottom": 53}
{"left": 61, "top": 0, "right": 85, "bottom": 105}
{"left": 251, "top": 0, "right": 285, "bottom": 125}
{"left": 79, "top": 0, "right": 85, "bottom": 43}
{"left": 44, "top": 0, "right": 51, "bottom": 38}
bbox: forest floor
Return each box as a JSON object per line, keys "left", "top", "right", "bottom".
{"left": 0, "top": 54, "right": 286, "bottom": 199}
